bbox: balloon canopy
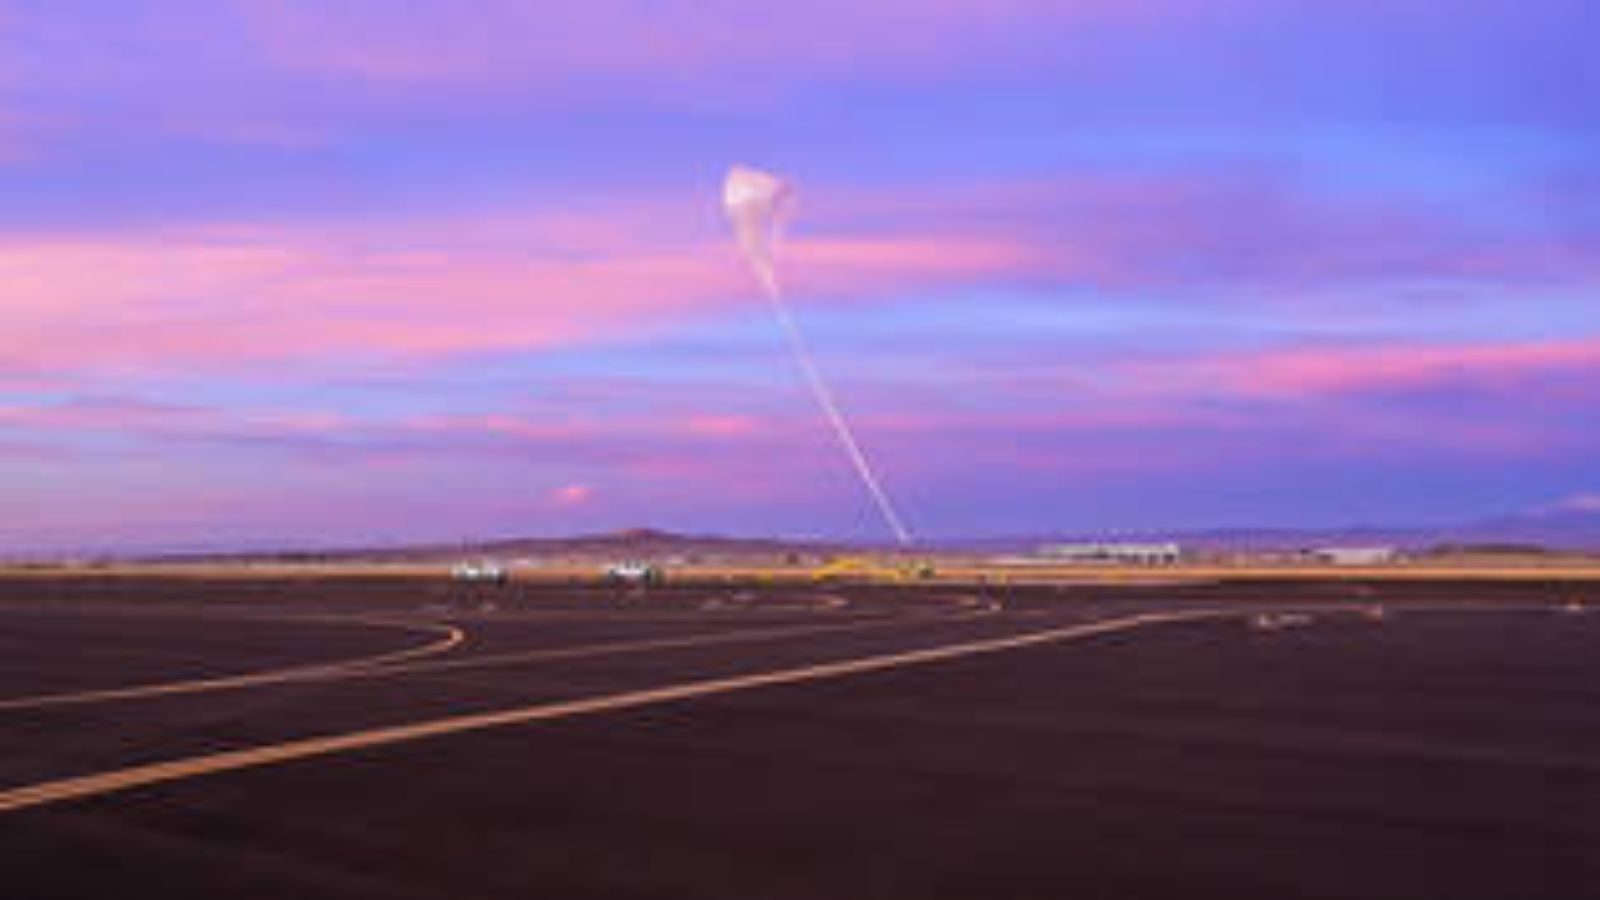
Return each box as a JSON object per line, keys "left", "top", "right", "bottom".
{"left": 723, "top": 166, "right": 794, "bottom": 294}
{"left": 723, "top": 165, "right": 793, "bottom": 220}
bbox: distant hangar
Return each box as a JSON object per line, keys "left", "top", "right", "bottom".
{"left": 1309, "top": 546, "right": 1399, "bottom": 565}
{"left": 1037, "top": 543, "right": 1183, "bottom": 565}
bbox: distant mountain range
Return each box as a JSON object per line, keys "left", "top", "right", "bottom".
{"left": 133, "top": 528, "right": 844, "bottom": 564}
{"left": 58, "top": 508, "right": 1600, "bottom": 564}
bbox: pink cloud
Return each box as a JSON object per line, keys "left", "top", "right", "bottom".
{"left": 3, "top": 168, "right": 1596, "bottom": 386}
{"left": 549, "top": 483, "right": 594, "bottom": 507}
{"left": 869, "top": 172, "right": 1600, "bottom": 292}
{"left": 0, "top": 440, "right": 54, "bottom": 460}
{"left": 238, "top": 0, "right": 1166, "bottom": 90}
{"left": 685, "top": 415, "right": 762, "bottom": 438}
{"left": 6, "top": 327, "right": 1595, "bottom": 552}
{"left": 0, "top": 396, "right": 213, "bottom": 430}
{"left": 1177, "top": 339, "right": 1600, "bottom": 399}
{"left": 0, "top": 208, "right": 1035, "bottom": 376}
{"left": 785, "top": 235, "right": 1038, "bottom": 294}
{"left": 0, "top": 397, "right": 375, "bottom": 466}
{"left": 0, "top": 0, "right": 1197, "bottom": 159}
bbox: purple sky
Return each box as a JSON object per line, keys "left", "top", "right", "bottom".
{"left": 2, "top": 1, "right": 1597, "bottom": 552}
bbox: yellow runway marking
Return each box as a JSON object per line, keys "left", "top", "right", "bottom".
{"left": 0, "top": 618, "right": 465, "bottom": 712}
{"left": 299, "top": 604, "right": 992, "bottom": 684}
{"left": 0, "top": 596, "right": 992, "bottom": 709}
{"left": 0, "top": 608, "right": 1226, "bottom": 814}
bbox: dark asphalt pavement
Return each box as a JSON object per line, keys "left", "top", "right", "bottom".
{"left": 1, "top": 577, "right": 1596, "bottom": 899}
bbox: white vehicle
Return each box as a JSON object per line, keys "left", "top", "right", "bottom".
{"left": 604, "top": 561, "right": 663, "bottom": 586}
{"left": 451, "top": 560, "right": 509, "bottom": 584}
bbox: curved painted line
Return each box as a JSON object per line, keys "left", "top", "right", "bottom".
{"left": 285, "top": 603, "right": 995, "bottom": 684}
{"left": 0, "top": 593, "right": 988, "bottom": 710}
{"left": 0, "top": 608, "right": 1226, "bottom": 814}
{"left": 0, "top": 618, "right": 465, "bottom": 713}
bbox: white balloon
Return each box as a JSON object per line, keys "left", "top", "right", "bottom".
{"left": 722, "top": 165, "right": 912, "bottom": 546}
{"left": 722, "top": 165, "right": 793, "bottom": 295}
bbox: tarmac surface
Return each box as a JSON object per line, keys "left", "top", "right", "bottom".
{"left": 0, "top": 576, "right": 1596, "bottom": 899}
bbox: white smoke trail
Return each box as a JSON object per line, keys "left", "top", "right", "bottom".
{"left": 723, "top": 165, "right": 912, "bottom": 546}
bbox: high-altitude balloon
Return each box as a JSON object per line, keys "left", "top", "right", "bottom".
{"left": 723, "top": 165, "right": 794, "bottom": 295}
{"left": 722, "top": 165, "right": 912, "bottom": 546}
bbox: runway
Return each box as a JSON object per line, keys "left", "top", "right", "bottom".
{"left": 2, "top": 576, "right": 1596, "bottom": 899}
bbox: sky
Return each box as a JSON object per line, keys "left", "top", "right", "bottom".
{"left": 2, "top": 0, "right": 1598, "bottom": 552}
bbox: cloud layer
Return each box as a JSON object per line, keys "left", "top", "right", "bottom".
{"left": 1, "top": 1, "right": 1597, "bottom": 550}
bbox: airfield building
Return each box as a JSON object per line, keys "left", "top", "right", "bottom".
{"left": 1310, "top": 546, "right": 1399, "bottom": 565}
{"left": 1037, "top": 542, "right": 1183, "bottom": 565}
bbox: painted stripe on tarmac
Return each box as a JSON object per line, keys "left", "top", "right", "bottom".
{"left": 295, "top": 606, "right": 992, "bottom": 684}
{"left": 0, "top": 619, "right": 466, "bottom": 712}
{"left": 0, "top": 608, "right": 1227, "bottom": 814}
{"left": 0, "top": 598, "right": 993, "bottom": 709}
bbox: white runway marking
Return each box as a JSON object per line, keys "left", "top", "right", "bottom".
{"left": 0, "top": 618, "right": 465, "bottom": 712}
{"left": 0, "top": 608, "right": 1228, "bottom": 814}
